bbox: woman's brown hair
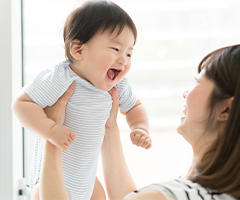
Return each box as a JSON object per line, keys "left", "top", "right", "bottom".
{"left": 63, "top": 0, "right": 137, "bottom": 63}
{"left": 189, "top": 44, "right": 240, "bottom": 199}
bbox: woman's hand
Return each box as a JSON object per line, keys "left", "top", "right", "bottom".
{"left": 102, "top": 88, "right": 137, "bottom": 200}
{"left": 44, "top": 81, "right": 76, "bottom": 125}
{"left": 44, "top": 81, "right": 77, "bottom": 150}
{"left": 39, "top": 81, "right": 76, "bottom": 200}
{"left": 105, "top": 87, "right": 120, "bottom": 131}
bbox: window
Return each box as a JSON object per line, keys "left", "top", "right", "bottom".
{"left": 23, "top": 0, "right": 240, "bottom": 197}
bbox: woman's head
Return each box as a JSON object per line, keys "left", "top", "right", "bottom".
{"left": 184, "top": 44, "right": 240, "bottom": 198}
{"left": 63, "top": 0, "right": 137, "bottom": 63}
{"left": 177, "top": 45, "right": 240, "bottom": 149}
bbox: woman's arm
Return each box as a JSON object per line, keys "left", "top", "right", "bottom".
{"left": 102, "top": 90, "right": 166, "bottom": 200}
{"left": 40, "top": 141, "right": 68, "bottom": 200}
{"left": 101, "top": 88, "right": 137, "bottom": 200}
{"left": 39, "top": 82, "right": 76, "bottom": 200}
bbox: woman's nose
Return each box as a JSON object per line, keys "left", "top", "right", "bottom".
{"left": 182, "top": 91, "right": 188, "bottom": 98}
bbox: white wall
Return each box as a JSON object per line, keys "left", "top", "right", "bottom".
{"left": 0, "top": 0, "right": 23, "bottom": 199}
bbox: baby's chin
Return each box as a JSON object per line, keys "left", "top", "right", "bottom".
{"left": 106, "top": 86, "right": 115, "bottom": 92}
{"left": 105, "top": 81, "right": 121, "bottom": 91}
{"left": 96, "top": 77, "right": 122, "bottom": 91}
{"left": 94, "top": 84, "right": 114, "bottom": 92}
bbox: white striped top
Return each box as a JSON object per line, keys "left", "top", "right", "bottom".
{"left": 124, "top": 179, "right": 236, "bottom": 200}
{"left": 23, "top": 60, "right": 137, "bottom": 200}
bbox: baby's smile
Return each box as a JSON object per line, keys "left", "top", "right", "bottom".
{"left": 107, "top": 68, "right": 122, "bottom": 81}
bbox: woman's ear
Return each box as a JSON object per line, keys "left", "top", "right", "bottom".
{"left": 69, "top": 39, "right": 84, "bottom": 61}
{"left": 217, "top": 97, "right": 234, "bottom": 121}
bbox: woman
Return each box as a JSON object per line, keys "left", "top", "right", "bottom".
{"left": 39, "top": 44, "right": 240, "bottom": 199}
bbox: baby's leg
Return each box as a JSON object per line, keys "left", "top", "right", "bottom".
{"left": 90, "top": 177, "right": 106, "bottom": 200}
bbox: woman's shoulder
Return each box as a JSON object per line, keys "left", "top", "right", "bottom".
{"left": 124, "top": 179, "right": 236, "bottom": 200}
{"left": 156, "top": 179, "right": 235, "bottom": 200}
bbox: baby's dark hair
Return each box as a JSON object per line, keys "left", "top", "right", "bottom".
{"left": 63, "top": 0, "right": 137, "bottom": 63}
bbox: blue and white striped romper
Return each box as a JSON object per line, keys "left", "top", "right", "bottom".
{"left": 23, "top": 60, "right": 137, "bottom": 200}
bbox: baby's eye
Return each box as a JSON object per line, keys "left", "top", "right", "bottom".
{"left": 112, "top": 48, "right": 119, "bottom": 52}
{"left": 127, "top": 53, "right": 131, "bottom": 58}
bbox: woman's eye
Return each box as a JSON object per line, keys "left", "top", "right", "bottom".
{"left": 194, "top": 77, "right": 199, "bottom": 83}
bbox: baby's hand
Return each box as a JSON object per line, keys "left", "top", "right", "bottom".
{"left": 130, "top": 129, "right": 152, "bottom": 149}
{"left": 48, "top": 124, "right": 77, "bottom": 151}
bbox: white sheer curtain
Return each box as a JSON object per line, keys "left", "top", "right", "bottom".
{"left": 23, "top": 0, "right": 240, "bottom": 198}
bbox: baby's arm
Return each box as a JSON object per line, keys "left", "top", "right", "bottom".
{"left": 122, "top": 98, "right": 152, "bottom": 149}
{"left": 12, "top": 86, "right": 77, "bottom": 151}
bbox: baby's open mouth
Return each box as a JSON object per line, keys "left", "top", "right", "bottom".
{"left": 107, "top": 69, "right": 122, "bottom": 80}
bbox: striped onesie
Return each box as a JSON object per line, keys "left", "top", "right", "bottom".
{"left": 124, "top": 179, "right": 236, "bottom": 200}
{"left": 23, "top": 60, "right": 137, "bottom": 200}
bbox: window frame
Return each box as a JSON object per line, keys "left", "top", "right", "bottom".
{"left": 0, "top": 0, "right": 24, "bottom": 199}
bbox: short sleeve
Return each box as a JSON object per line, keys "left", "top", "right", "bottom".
{"left": 123, "top": 185, "right": 175, "bottom": 200}
{"left": 23, "top": 61, "right": 75, "bottom": 108}
{"left": 114, "top": 77, "right": 137, "bottom": 113}
{"left": 123, "top": 191, "right": 138, "bottom": 199}
{"left": 128, "top": 180, "right": 236, "bottom": 200}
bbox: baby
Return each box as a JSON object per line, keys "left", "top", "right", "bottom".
{"left": 12, "top": 1, "right": 151, "bottom": 199}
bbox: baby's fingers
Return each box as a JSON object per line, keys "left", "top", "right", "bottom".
{"left": 70, "top": 131, "right": 77, "bottom": 141}
{"left": 60, "top": 143, "right": 68, "bottom": 151}
{"left": 64, "top": 141, "right": 71, "bottom": 148}
{"left": 136, "top": 136, "right": 146, "bottom": 147}
{"left": 141, "top": 138, "right": 151, "bottom": 149}
{"left": 131, "top": 134, "right": 141, "bottom": 145}
{"left": 145, "top": 141, "right": 152, "bottom": 150}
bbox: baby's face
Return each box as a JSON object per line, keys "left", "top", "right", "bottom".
{"left": 76, "top": 26, "right": 135, "bottom": 91}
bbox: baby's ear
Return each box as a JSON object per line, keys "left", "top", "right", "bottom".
{"left": 217, "top": 97, "right": 234, "bottom": 121}
{"left": 69, "top": 39, "right": 83, "bottom": 60}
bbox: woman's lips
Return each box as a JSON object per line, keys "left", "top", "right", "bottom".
{"left": 183, "top": 108, "right": 187, "bottom": 115}
{"left": 181, "top": 105, "right": 187, "bottom": 119}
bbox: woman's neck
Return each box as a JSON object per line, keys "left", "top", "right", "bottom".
{"left": 185, "top": 145, "right": 208, "bottom": 179}
{"left": 185, "top": 154, "right": 200, "bottom": 179}
{"left": 186, "top": 128, "right": 219, "bottom": 180}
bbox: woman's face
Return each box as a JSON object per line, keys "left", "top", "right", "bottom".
{"left": 177, "top": 69, "right": 215, "bottom": 148}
